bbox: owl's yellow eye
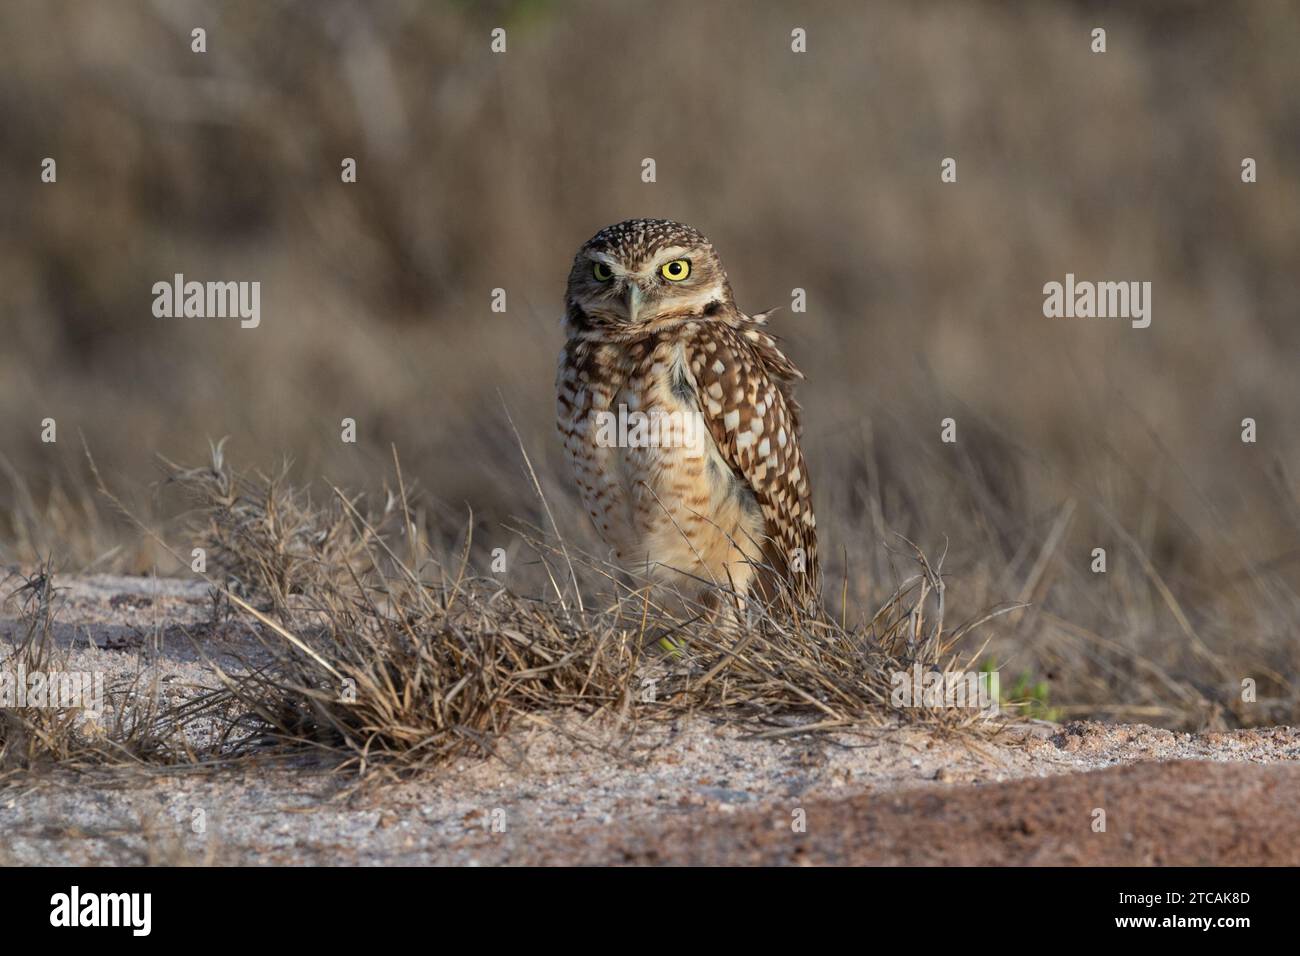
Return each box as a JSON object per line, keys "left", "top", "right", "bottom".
{"left": 660, "top": 259, "right": 691, "bottom": 281}
{"left": 592, "top": 262, "right": 614, "bottom": 281}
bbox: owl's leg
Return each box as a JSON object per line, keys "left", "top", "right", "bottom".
{"left": 697, "top": 544, "right": 758, "bottom": 636}
{"left": 624, "top": 567, "right": 709, "bottom": 656}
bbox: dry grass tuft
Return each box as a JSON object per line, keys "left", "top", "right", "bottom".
{"left": 0, "top": 442, "right": 1015, "bottom": 781}
{"left": 145, "top": 445, "right": 1006, "bottom": 774}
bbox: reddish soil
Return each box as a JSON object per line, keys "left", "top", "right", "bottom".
{"left": 539, "top": 760, "right": 1300, "bottom": 866}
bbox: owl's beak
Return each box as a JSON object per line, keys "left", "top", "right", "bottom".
{"left": 624, "top": 282, "right": 643, "bottom": 323}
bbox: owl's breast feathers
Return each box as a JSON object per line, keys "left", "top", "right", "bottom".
{"left": 557, "top": 310, "right": 819, "bottom": 604}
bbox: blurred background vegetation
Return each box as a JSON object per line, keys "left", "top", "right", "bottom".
{"left": 1, "top": 0, "right": 1297, "bottom": 727}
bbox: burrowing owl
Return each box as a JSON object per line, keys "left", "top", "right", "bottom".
{"left": 556, "top": 218, "right": 818, "bottom": 609}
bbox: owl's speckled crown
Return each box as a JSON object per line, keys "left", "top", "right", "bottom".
{"left": 578, "top": 218, "right": 712, "bottom": 263}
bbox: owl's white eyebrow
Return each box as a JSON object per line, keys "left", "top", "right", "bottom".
{"left": 653, "top": 246, "right": 692, "bottom": 264}
{"left": 586, "top": 252, "right": 621, "bottom": 269}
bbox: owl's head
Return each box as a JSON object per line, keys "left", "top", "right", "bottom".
{"left": 565, "top": 218, "right": 734, "bottom": 337}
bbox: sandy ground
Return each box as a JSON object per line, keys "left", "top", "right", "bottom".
{"left": 2, "top": 575, "right": 1298, "bottom": 866}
